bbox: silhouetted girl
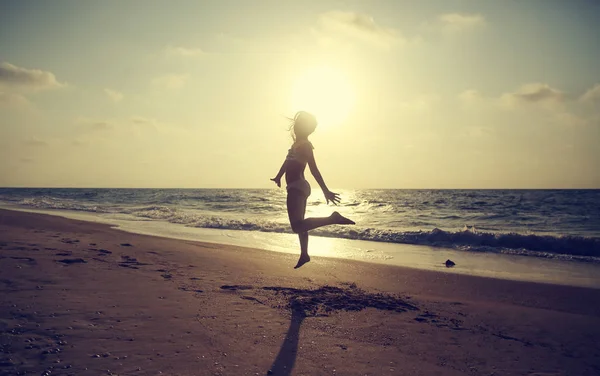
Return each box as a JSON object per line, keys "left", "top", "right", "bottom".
{"left": 271, "top": 111, "right": 355, "bottom": 268}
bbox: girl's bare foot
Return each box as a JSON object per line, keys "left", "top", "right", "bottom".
{"left": 294, "top": 254, "right": 310, "bottom": 269}
{"left": 331, "top": 211, "right": 355, "bottom": 225}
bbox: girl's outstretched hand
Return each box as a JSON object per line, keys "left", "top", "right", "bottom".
{"left": 270, "top": 177, "right": 281, "bottom": 188}
{"left": 324, "top": 190, "right": 341, "bottom": 205}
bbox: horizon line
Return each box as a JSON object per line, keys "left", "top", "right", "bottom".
{"left": 1, "top": 186, "right": 599, "bottom": 190}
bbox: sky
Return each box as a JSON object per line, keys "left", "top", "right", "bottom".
{"left": 1, "top": 0, "right": 599, "bottom": 189}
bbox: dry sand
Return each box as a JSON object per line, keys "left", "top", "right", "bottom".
{"left": 1, "top": 208, "right": 599, "bottom": 376}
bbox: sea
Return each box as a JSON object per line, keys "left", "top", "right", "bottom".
{"left": 1, "top": 188, "right": 599, "bottom": 287}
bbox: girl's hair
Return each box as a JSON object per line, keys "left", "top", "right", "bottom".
{"left": 287, "top": 111, "right": 317, "bottom": 142}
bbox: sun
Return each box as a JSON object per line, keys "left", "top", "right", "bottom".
{"left": 290, "top": 65, "right": 356, "bottom": 128}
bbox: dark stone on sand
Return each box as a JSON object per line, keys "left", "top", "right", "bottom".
{"left": 56, "top": 258, "right": 87, "bottom": 265}
{"left": 120, "top": 243, "right": 133, "bottom": 247}
{"left": 445, "top": 259, "right": 456, "bottom": 268}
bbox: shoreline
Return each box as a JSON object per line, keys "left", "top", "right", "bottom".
{"left": 2, "top": 206, "right": 600, "bottom": 290}
{"left": 2, "top": 209, "right": 600, "bottom": 375}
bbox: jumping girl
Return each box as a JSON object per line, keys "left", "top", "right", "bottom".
{"left": 271, "top": 111, "right": 355, "bottom": 269}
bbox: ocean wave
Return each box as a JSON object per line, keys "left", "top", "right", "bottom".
{"left": 15, "top": 197, "right": 108, "bottom": 213}
{"left": 5, "top": 194, "right": 600, "bottom": 262}
{"left": 122, "top": 206, "right": 600, "bottom": 260}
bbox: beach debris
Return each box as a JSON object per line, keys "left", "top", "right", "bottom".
{"left": 445, "top": 259, "right": 456, "bottom": 268}
{"left": 56, "top": 258, "right": 87, "bottom": 265}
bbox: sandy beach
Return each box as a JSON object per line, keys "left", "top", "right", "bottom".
{"left": 1, "top": 208, "right": 599, "bottom": 376}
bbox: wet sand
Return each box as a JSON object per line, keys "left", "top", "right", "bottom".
{"left": 1, "top": 208, "right": 599, "bottom": 375}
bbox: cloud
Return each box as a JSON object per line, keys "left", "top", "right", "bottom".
{"left": 398, "top": 94, "right": 440, "bottom": 112}
{"left": 465, "top": 126, "right": 493, "bottom": 138}
{"left": 458, "top": 89, "right": 484, "bottom": 104}
{"left": 130, "top": 116, "right": 155, "bottom": 125}
{"left": 581, "top": 84, "right": 600, "bottom": 103}
{"left": 553, "top": 112, "right": 590, "bottom": 127}
{"left": 75, "top": 117, "right": 115, "bottom": 131}
{"left": 74, "top": 116, "right": 178, "bottom": 136}
{"left": 0, "top": 62, "right": 64, "bottom": 91}
{"left": 439, "top": 13, "right": 486, "bottom": 33}
{"left": 104, "top": 88, "right": 124, "bottom": 102}
{"left": 459, "top": 84, "right": 594, "bottom": 128}
{"left": 130, "top": 116, "right": 160, "bottom": 130}
{"left": 152, "top": 74, "right": 189, "bottom": 90}
{"left": 165, "top": 46, "right": 204, "bottom": 57}
{"left": 501, "top": 83, "right": 565, "bottom": 106}
{"left": 315, "top": 11, "right": 406, "bottom": 48}
{"left": 22, "top": 137, "right": 48, "bottom": 147}
{"left": 0, "top": 91, "right": 30, "bottom": 107}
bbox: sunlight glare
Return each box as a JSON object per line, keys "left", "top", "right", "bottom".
{"left": 290, "top": 65, "right": 356, "bottom": 127}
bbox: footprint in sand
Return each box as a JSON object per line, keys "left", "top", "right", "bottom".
{"left": 119, "top": 255, "right": 149, "bottom": 269}
{"left": 55, "top": 252, "right": 72, "bottom": 256}
{"left": 179, "top": 286, "right": 204, "bottom": 293}
{"left": 61, "top": 238, "right": 80, "bottom": 244}
{"left": 220, "top": 285, "right": 254, "bottom": 291}
{"left": 56, "top": 258, "right": 87, "bottom": 265}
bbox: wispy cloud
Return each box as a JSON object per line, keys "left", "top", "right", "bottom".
{"left": 315, "top": 11, "right": 407, "bottom": 49}
{"left": 165, "top": 46, "right": 205, "bottom": 57}
{"left": 439, "top": 13, "right": 486, "bottom": 33}
{"left": 130, "top": 116, "right": 156, "bottom": 125}
{"left": 459, "top": 84, "right": 594, "bottom": 128}
{"left": 398, "top": 94, "right": 440, "bottom": 112}
{"left": 580, "top": 84, "right": 600, "bottom": 103}
{"left": 22, "top": 137, "right": 48, "bottom": 147}
{"left": 553, "top": 112, "right": 590, "bottom": 127}
{"left": 75, "top": 117, "right": 115, "bottom": 131}
{"left": 152, "top": 74, "right": 189, "bottom": 90}
{"left": 0, "top": 91, "right": 30, "bottom": 107}
{"left": 458, "top": 89, "right": 483, "bottom": 105}
{"left": 0, "top": 62, "right": 65, "bottom": 91}
{"left": 501, "top": 83, "right": 565, "bottom": 105}
{"left": 104, "top": 88, "right": 124, "bottom": 102}
{"left": 74, "top": 116, "right": 178, "bottom": 136}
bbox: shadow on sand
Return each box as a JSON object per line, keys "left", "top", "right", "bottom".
{"left": 267, "top": 309, "right": 306, "bottom": 376}
{"left": 263, "top": 285, "right": 418, "bottom": 376}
